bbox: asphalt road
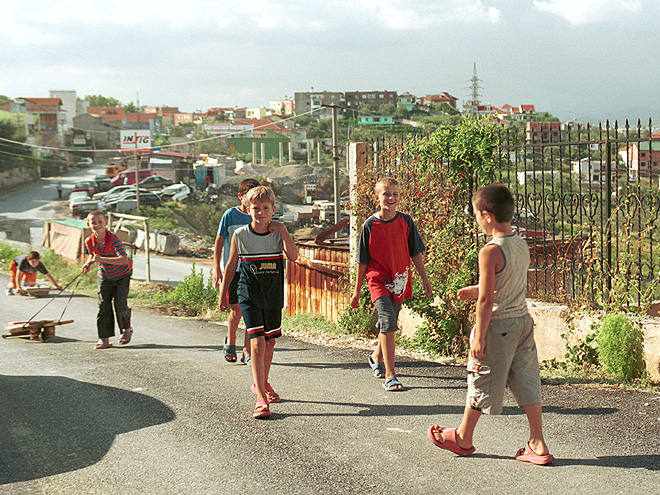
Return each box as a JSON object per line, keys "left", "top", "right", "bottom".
{"left": 1, "top": 275, "right": 659, "bottom": 495}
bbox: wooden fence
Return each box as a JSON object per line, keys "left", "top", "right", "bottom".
{"left": 286, "top": 239, "right": 349, "bottom": 322}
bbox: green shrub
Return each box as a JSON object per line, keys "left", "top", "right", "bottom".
{"left": 157, "top": 264, "right": 220, "bottom": 316}
{"left": 0, "top": 243, "right": 21, "bottom": 268}
{"left": 596, "top": 313, "right": 645, "bottom": 382}
{"left": 337, "top": 285, "right": 378, "bottom": 337}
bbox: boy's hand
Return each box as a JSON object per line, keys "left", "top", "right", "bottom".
{"left": 212, "top": 267, "right": 222, "bottom": 288}
{"left": 219, "top": 292, "right": 229, "bottom": 311}
{"left": 81, "top": 263, "right": 90, "bottom": 274}
{"left": 422, "top": 278, "right": 433, "bottom": 297}
{"left": 268, "top": 220, "right": 286, "bottom": 234}
{"left": 350, "top": 294, "right": 360, "bottom": 308}
{"left": 457, "top": 286, "right": 479, "bottom": 302}
{"left": 470, "top": 337, "right": 486, "bottom": 360}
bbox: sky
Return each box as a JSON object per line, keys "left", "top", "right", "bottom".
{"left": 2, "top": 0, "right": 660, "bottom": 124}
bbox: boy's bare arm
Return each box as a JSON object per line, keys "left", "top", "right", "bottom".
{"left": 457, "top": 285, "right": 479, "bottom": 301}
{"left": 269, "top": 221, "right": 298, "bottom": 261}
{"left": 471, "top": 244, "right": 499, "bottom": 360}
{"left": 212, "top": 234, "right": 223, "bottom": 287}
{"left": 218, "top": 236, "right": 239, "bottom": 311}
{"left": 411, "top": 252, "right": 433, "bottom": 297}
{"left": 350, "top": 263, "right": 368, "bottom": 308}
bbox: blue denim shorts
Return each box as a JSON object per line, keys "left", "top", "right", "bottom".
{"left": 374, "top": 296, "right": 402, "bottom": 333}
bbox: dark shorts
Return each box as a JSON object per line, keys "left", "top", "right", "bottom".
{"left": 227, "top": 271, "right": 240, "bottom": 305}
{"left": 239, "top": 301, "right": 282, "bottom": 341}
{"left": 374, "top": 296, "right": 402, "bottom": 333}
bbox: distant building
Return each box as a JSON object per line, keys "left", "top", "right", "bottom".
{"left": 246, "top": 108, "right": 269, "bottom": 119}
{"left": 358, "top": 116, "right": 395, "bottom": 125}
{"left": 72, "top": 113, "right": 121, "bottom": 149}
{"left": 88, "top": 107, "right": 125, "bottom": 122}
{"left": 0, "top": 97, "right": 65, "bottom": 148}
{"left": 396, "top": 92, "right": 416, "bottom": 111}
{"left": 526, "top": 122, "right": 564, "bottom": 144}
{"left": 344, "top": 90, "right": 397, "bottom": 111}
{"left": 50, "top": 90, "right": 87, "bottom": 128}
{"left": 294, "top": 91, "right": 342, "bottom": 118}
{"left": 269, "top": 100, "right": 295, "bottom": 116}
{"left": 619, "top": 142, "right": 660, "bottom": 180}
{"left": 420, "top": 92, "right": 458, "bottom": 109}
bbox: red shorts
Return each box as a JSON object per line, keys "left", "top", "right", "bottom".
{"left": 9, "top": 260, "right": 38, "bottom": 286}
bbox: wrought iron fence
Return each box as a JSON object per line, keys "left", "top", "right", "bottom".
{"left": 363, "top": 119, "right": 660, "bottom": 306}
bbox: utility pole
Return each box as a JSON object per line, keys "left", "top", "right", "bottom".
{"left": 326, "top": 104, "right": 341, "bottom": 235}
{"left": 134, "top": 133, "right": 140, "bottom": 211}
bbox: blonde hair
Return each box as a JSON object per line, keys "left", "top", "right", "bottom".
{"left": 245, "top": 185, "right": 276, "bottom": 206}
{"left": 375, "top": 177, "right": 400, "bottom": 194}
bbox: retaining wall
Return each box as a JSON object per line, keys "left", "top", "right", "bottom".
{"left": 398, "top": 301, "right": 660, "bottom": 381}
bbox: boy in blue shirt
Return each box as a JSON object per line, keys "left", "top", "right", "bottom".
{"left": 219, "top": 186, "right": 298, "bottom": 419}
{"left": 213, "top": 178, "right": 260, "bottom": 363}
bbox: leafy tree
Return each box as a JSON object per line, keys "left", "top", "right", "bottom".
{"left": 306, "top": 119, "right": 332, "bottom": 140}
{"left": 536, "top": 112, "right": 560, "bottom": 122}
{"left": 394, "top": 106, "right": 410, "bottom": 119}
{"left": 434, "top": 102, "right": 461, "bottom": 116}
{"left": 379, "top": 103, "right": 396, "bottom": 116}
{"left": 294, "top": 115, "right": 313, "bottom": 127}
{"left": 85, "top": 94, "right": 122, "bottom": 107}
{"left": 124, "top": 102, "right": 144, "bottom": 113}
{"left": 0, "top": 95, "right": 10, "bottom": 104}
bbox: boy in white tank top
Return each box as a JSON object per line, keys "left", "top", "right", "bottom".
{"left": 427, "top": 184, "right": 554, "bottom": 465}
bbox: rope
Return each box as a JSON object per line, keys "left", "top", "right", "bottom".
{"left": 18, "top": 272, "right": 83, "bottom": 328}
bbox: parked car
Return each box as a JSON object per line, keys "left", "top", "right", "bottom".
{"left": 139, "top": 175, "right": 173, "bottom": 190}
{"left": 94, "top": 175, "right": 113, "bottom": 192}
{"left": 75, "top": 157, "right": 94, "bottom": 167}
{"left": 156, "top": 183, "right": 191, "bottom": 201}
{"left": 71, "top": 181, "right": 96, "bottom": 197}
{"left": 71, "top": 199, "right": 107, "bottom": 218}
{"left": 103, "top": 189, "right": 161, "bottom": 210}
{"left": 111, "top": 169, "right": 153, "bottom": 186}
{"left": 68, "top": 192, "right": 90, "bottom": 209}
{"left": 94, "top": 184, "right": 135, "bottom": 201}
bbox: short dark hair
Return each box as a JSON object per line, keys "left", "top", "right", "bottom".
{"left": 27, "top": 251, "right": 40, "bottom": 260}
{"left": 472, "top": 184, "right": 515, "bottom": 223}
{"left": 87, "top": 210, "right": 107, "bottom": 220}
{"left": 239, "top": 178, "right": 260, "bottom": 195}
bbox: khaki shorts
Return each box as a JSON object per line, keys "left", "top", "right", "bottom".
{"left": 466, "top": 314, "right": 541, "bottom": 415}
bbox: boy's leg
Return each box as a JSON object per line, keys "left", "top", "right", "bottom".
{"left": 97, "top": 278, "right": 117, "bottom": 339}
{"left": 523, "top": 403, "right": 550, "bottom": 455}
{"left": 113, "top": 274, "right": 132, "bottom": 331}
{"left": 429, "top": 405, "right": 480, "bottom": 451}
{"left": 227, "top": 304, "right": 241, "bottom": 346}
{"left": 373, "top": 296, "right": 402, "bottom": 387}
{"left": 263, "top": 338, "right": 276, "bottom": 384}
{"left": 250, "top": 335, "right": 268, "bottom": 400}
{"left": 226, "top": 274, "right": 242, "bottom": 346}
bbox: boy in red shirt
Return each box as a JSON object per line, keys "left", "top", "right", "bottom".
{"left": 351, "top": 178, "right": 433, "bottom": 391}
{"left": 82, "top": 210, "right": 133, "bottom": 349}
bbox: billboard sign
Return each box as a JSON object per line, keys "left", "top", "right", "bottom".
{"left": 120, "top": 130, "right": 151, "bottom": 153}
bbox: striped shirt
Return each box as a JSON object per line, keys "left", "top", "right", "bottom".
{"left": 85, "top": 231, "right": 132, "bottom": 280}
{"left": 233, "top": 224, "right": 285, "bottom": 310}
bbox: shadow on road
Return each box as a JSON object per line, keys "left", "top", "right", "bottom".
{"left": 0, "top": 374, "right": 175, "bottom": 484}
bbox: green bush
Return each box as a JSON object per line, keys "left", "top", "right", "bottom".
{"left": 337, "top": 284, "right": 378, "bottom": 337}
{"left": 157, "top": 264, "right": 220, "bottom": 316}
{"left": 596, "top": 313, "right": 645, "bottom": 382}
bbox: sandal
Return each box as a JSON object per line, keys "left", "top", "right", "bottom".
{"left": 252, "top": 398, "right": 271, "bottom": 419}
{"left": 240, "top": 351, "right": 251, "bottom": 365}
{"left": 368, "top": 355, "right": 386, "bottom": 378}
{"left": 95, "top": 339, "right": 113, "bottom": 349}
{"left": 223, "top": 337, "right": 237, "bottom": 362}
{"left": 119, "top": 328, "right": 133, "bottom": 345}
{"left": 383, "top": 376, "right": 403, "bottom": 391}
{"left": 265, "top": 383, "right": 280, "bottom": 403}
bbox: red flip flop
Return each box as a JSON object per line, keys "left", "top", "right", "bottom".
{"left": 252, "top": 399, "right": 271, "bottom": 419}
{"left": 427, "top": 426, "right": 475, "bottom": 456}
{"left": 515, "top": 442, "right": 555, "bottom": 465}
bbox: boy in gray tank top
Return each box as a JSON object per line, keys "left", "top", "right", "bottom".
{"left": 428, "top": 184, "right": 554, "bottom": 465}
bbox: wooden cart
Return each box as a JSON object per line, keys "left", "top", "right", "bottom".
{"left": 2, "top": 320, "right": 73, "bottom": 341}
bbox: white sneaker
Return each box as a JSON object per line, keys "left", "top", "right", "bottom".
{"left": 6, "top": 288, "right": 14, "bottom": 295}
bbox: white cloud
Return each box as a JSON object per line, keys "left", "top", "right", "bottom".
{"left": 533, "top": 0, "right": 641, "bottom": 25}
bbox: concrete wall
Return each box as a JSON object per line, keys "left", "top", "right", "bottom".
{"left": 0, "top": 166, "right": 40, "bottom": 190}
{"left": 398, "top": 301, "right": 660, "bottom": 381}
